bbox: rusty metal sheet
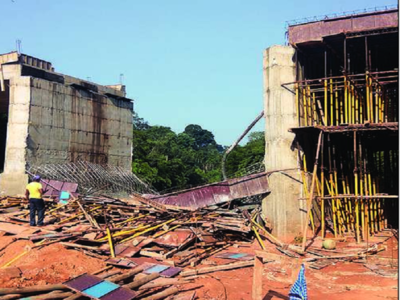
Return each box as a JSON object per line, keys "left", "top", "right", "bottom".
{"left": 153, "top": 229, "right": 193, "bottom": 247}
{"left": 61, "top": 182, "right": 79, "bottom": 193}
{"left": 146, "top": 172, "right": 268, "bottom": 209}
{"left": 289, "top": 10, "right": 398, "bottom": 45}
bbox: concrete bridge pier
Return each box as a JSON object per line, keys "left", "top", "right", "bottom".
{"left": 262, "top": 45, "right": 306, "bottom": 242}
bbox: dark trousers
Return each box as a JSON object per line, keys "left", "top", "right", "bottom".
{"left": 29, "top": 198, "right": 45, "bottom": 226}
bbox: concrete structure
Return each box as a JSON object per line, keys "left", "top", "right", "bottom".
{"left": 262, "top": 46, "right": 306, "bottom": 241}
{"left": 262, "top": 7, "right": 398, "bottom": 240}
{"left": 0, "top": 52, "right": 133, "bottom": 195}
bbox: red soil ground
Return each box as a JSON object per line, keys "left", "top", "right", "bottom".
{"left": 0, "top": 233, "right": 398, "bottom": 299}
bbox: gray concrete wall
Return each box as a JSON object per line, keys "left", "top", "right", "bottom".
{"left": 27, "top": 78, "right": 133, "bottom": 168}
{"left": 0, "top": 61, "right": 133, "bottom": 196}
{"left": 262, "top": 45, "right": 305, "bottom": 242}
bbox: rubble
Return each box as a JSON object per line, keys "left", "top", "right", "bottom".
{"left": 0, "top": 190, "right": 397, "bottom": 299}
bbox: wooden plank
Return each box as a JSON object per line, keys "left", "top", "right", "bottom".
{"left": 180, "top": 260, "right": 254, "bottom": 277}
{"left": 252, "top": 256, "right": 263, "bottom": 300}
{"left": 0, "top": 222, "right": 29, "bottom": 234}
{"left": 254, "top": 250, "right": 283, "bottom": 262}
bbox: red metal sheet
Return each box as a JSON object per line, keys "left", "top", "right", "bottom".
{"left": 289, "top": 10, "right": 398, "bottom": 45}
{"left": 154, "top": 229, "right": 193, "bottom": 247}
{"left": 145, "top": 172, "right": 269, "bottom": 209}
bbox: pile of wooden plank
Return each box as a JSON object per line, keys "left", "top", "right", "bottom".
{"left": 0, "top": 194, "right": 262, "bottom": 299}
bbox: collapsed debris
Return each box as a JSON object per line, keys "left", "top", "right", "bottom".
{"left": 0, "top": 182, "right": 397, "bottom": 299}
{"left": 0, "top": 190, "right": 262, "bottom": 299}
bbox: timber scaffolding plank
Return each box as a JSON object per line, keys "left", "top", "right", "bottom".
{"left": 0, "top": 191, "right": 265, "bottom": 299}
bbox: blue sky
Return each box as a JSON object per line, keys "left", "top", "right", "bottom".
{"left": 1, "top": 0, "right": 397, "bottom": 145}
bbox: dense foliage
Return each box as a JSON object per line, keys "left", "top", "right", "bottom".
{"left": 132, "top": 113, "right": 265, "bottom": 193}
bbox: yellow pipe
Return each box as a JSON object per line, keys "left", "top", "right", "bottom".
{"left": 1, "top": 250, "right": 29, "bottom": 269}
{"left": 351, "top": 85, "right": 355, "bottom": 124}
{"left": 119, "top": 219, "right": 176, "bottom": 244}
{"left": 319, "top": 177, "right": 324, "bottom": 238}
{"left": 313, "top": 92, "right": 317, "bottom": 125}
{"left": 366, "top": 74, "right": 370, "bottom": 122}
{"left": 368, "top": 173, "right": 373, "bottom": 235}
{"left": 302, "top": 155, "right": 314, "bottom": 233}
{"left": 303, "top": 87, "right": 308, "bottom": 126}
{"left": 96, "top": 224, "right": 149, "bottom": 242}
{"left": 46, "top": 199, "right": 78, "bottom": 215}
{"left": 115, "top": 213, "right": 150, "bottom": 227}
{"left": 252, "top": 226, "right": 265, "bottom": 250}
{"left": 0, "top": 239, "right": 46, "bottom": 269}
{"left": 307, "top": 85, "right": 312, "bottom": 125}
{"left": 334, "top": 171, "right": 345, "bottom": 232}
{"left": 355, "top": 88, "right": 359, "bottom": 124}
{"left": 364, "top": 173, "right": 369, "bottom": 238}
{"left": 58, "top": 205, "right": 102, "bottom": 224}
{"left": 335, "top": 85, "right": 339, "bottom": 126}
{"left": 379, "top": 87, "right": 384, "bottom": 123}
{"left": 107, "top": 227, "right": 115, "bottom": 258}
{"left": 377, "top": 87, "right": 382, "bottom": 122}
{"left": 354, "top": 174, "right": 360, "bottom": 243}
{"left": 341, "top": 179, "right": 350, "bottom": 231}
{"left": 375, "top": 85, "right": 379, "bottom": 123}
{"left": 373, "top": 179, "right": 378, "bottom": 233}
{"left": 345, "top": 177, "right": 353, "bottom": 231}
{"left": 369, "top": 77, "right": 374, "bottom": 122}
{"left": 360, "top": 176, "right": 365, "bottom": 240}
{"left": 152, "top": 225, "right": 181, "bottom": 239}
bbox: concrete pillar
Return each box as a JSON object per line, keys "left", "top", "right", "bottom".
{"left": 262, "top": 45, "right": 305, "bottom": 242}
{"left": 0, "top": 76, "right": 30, "bottom": 195}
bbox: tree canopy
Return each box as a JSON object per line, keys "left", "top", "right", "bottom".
{"left": 132, "top": 113, "right": 265, "bottom": 193}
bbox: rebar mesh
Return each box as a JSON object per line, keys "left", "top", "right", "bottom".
{"left": 27, "top": 161, "right": 157, "bottom": 196}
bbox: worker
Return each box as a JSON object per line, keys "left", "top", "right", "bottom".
{"left": 25, "top": 175, "right": 45, "bottom": 226}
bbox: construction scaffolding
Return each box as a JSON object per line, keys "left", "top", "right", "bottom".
{"left": 284, "top": 7, "right": 399, "bottom": 246}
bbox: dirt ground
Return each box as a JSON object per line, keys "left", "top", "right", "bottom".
{"left": 0, "top": 230, "right": 398, "bottom": 299}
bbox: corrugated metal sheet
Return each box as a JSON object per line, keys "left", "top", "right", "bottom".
{"left": 145, "top": 171, "right": 269, "bottom": 209}
{"left": 289, "top": 9, "right": 398, "bottom": 45}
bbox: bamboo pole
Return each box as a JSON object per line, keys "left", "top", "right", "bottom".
{"left": 354, "top": 132, "right": 360, "bottom": 243}
{"left": 106, "top": 227, "right": 115, "bottom": 258}
{"left": 369, "top": 76, "right": 374, "bottom": 122}
{"left": 324, "top": 80, "right": 328, "bottom": 126}
{"left": 327, "top": 135, "right": 338, "bottom": 237}
{"left": 302, "top": 155, "right": 315, "bottom": 233}
{"left": 366, "top": 73, "right": 370, "bottom": 122}
{"left": 320, "top": 135, "right": 325, "bottom": 238}
{"left": 335, "top": 84, "right": 339, "bottom": 125}
{"left": 313, "top": 92, "right": 317, "bottom": 125}
{"left": 307, "top": 85, "right": 312, "bottom": 125}
{"left": 253, "top": 226, "right": 266, "bottom": 250}
{"left": 119, "top": 219, "right": 176, "bottom": 243}
{"left": 373, "top": 179, "right": 378, "bottom": 233}
{"left": 301, "top": 131, "right": 323, "bottom": 252}
{"left": 368, "top": 173, "right": 374, "bottom": 235}
{"left": 303, "top": 87, "right": 308, "bottom": 126}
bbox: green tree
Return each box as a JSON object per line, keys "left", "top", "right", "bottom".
{"left": 225, "top": 131, "right": 265, "bottom": 178}
{"left": 132, "top": 117, "right": 224, "bottom": 192}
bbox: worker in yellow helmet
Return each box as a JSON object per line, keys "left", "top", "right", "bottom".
{"left": 25, "top": 175, "right": 45, "bottom": 226}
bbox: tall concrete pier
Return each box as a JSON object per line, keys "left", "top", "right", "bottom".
{"left": 262, "top": 45, "right": 305, "bottom": 241}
